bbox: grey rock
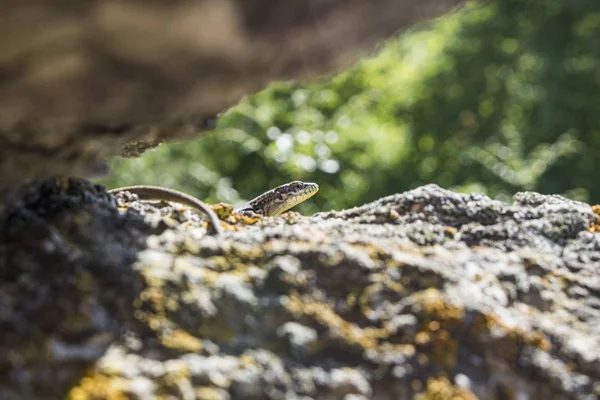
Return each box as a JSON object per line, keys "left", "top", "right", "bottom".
{"left": 0, "top": 179, "right": 599, "bottom": 399}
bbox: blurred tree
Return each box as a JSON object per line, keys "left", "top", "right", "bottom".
{"left": 101, "top": 0, "right": 600, "bottom": 212}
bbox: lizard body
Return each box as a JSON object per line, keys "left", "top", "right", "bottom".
{"left": 109, "top": 181, "right": 318, "bottom": 234}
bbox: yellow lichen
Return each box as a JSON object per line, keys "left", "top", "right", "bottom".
{"left": 429, "top": 321, "right": 441, "bottom": 331}
{"left": 212, "top": 203, "right": 234, "bottom": 219}
{"left": 407, "top": 289, "right": 465, "bottom": 369}
{"left": 156, "top": 363, "right": 191, "bottom": 398}
{"left": 358, "top": 280, "right": 405, "bottom": 316}
{"left": 68, "top": 371, "right": 128, "bottom": 400}
{"left": 182, "top": 236, "right": 202, "bottom": 254}
{"left": 417, "top": 289, "right": 465, "bottom": 326}
{"left": 231, "top": 211, "right": 261, "bottom": 225}
{"left": 160, "top": 363, "right": 190, "bottom": 384}
{"left": 415, "top": 331, "right": 431, "bottom": 345}
{"left": 415, "top": 376, "right": 479, "bottom": 400}
{"left": 239, "top": 354, "right": 257, "bottom": 368}
{"left": 471, "top": 312, "right": 552, "bottom": 361}
{"left": 196, "top": 386, "right": 226, "bottom": 400}
{"left": 285, "top": 293, "right": 387, "bottom": 350}
{"left": 589, "top": 205, "right": 600, "bottom": 233}
{"left": 160, "top": 330, "right": 203, "bottom": 352}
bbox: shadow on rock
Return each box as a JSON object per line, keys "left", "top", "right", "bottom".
{"left": 0, "top": 177, "right": 153, "bottom": 399}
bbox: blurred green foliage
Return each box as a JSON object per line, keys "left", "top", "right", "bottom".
{"left": 101, "top": 0, "right": 600, "bottom": 213}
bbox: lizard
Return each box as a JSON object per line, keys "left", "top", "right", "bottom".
{"left": 234, "top": 180, "right": 319, "bottom": 217}
{"left": 109, "top": 181, "right": 319, "bottom": 235}
{"left": 109, "top": 185, "right": 225, "bottom": 235}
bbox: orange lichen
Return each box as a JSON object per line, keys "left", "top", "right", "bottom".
{"left": 444, "top": 226, "right": 457, "bottom": 238}
{"left": 231, "top": 212, "right": 261, "bottom": 225}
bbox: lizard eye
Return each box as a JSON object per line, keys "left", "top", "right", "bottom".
{"left": 276, "top": 194, "right": 283, "bottom": 201}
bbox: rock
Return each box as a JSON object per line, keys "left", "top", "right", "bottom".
{"left": 0, "top": 178, "right": 598, "bottom": 399}
{"left": 0, "top": 0, "right": 467, "bottom": 188}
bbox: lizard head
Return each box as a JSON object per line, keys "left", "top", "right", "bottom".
{"left": 261, "top": 181, "right": 319, "bottom": 216}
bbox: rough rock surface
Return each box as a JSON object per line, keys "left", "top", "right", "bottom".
{"left": 0, "top": 0, "right": 468, "bottom": 189}
{"left": 1, "top": 178, "right": 599, "bottom": 399}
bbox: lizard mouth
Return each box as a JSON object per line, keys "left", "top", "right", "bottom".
{"left": 270, "top": 182, "right": 319, "bottom": 216}
{"left": 292, "top": 182, "right": 319, "bottom": 203}
{"left": 301, "top": 183, "right": 319, "bottom": 196}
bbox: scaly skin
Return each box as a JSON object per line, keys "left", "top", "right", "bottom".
{"left": 109, "top": 185, "right": 224, "bottom": 235}
{"left": 109, "top": 181, "right": 319, "bottom": 234}
{"left": 234, "top": 181, "right": 319, "bottom": 216}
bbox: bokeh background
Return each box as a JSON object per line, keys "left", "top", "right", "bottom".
{"left": 100, "top": 0, "right": 600, "bottom": 214}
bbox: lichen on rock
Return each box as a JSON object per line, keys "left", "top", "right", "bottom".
{"left": 0, "top": 179, "right": 599, "bottom": 399}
